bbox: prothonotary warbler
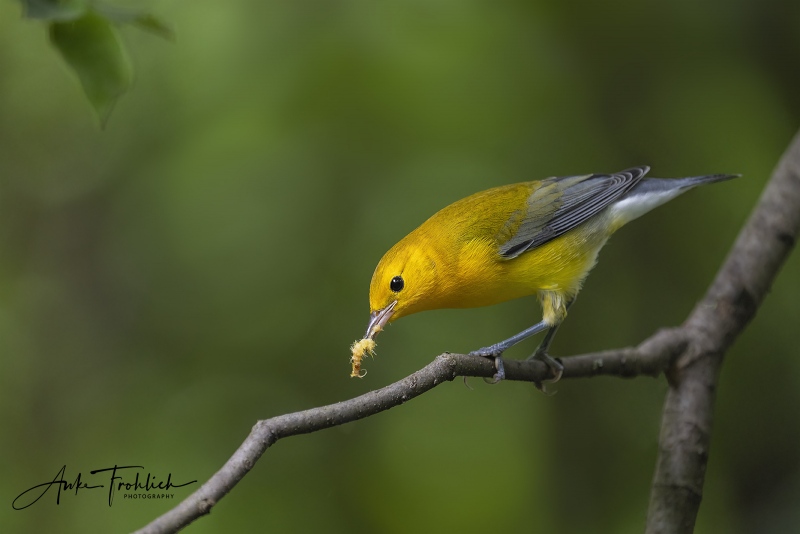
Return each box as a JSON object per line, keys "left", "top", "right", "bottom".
{"left": 351, "top": 166, "right": 737, "bottom": 382}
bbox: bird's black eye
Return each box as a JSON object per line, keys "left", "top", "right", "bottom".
{"left": 390, "top": 275, "right": 404, "bottom": 292}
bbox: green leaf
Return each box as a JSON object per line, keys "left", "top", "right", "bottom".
{"left": 93, "top": 4, "right": 175, "bottom": 41}
{"left": 21, "top": 0, "right": 87, "bottom": 21}
{"left": 49, "top": 10, "right": 133, "bottom": 125}
{"left": 130, "top": 12, "right": 175, "bottom": 41}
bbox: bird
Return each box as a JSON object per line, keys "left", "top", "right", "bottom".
{"left": 352, "top": 166, "right": 737, "bottom": 383}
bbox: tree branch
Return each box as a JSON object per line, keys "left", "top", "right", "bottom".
{"left": 646, "top": 129, "right": 800, "bottom": 533}
{"left": 133, "top": 130, "right": 800, "bottom": 534}
{"left": 132, "top": 336, "right": 685, "bottom": 534}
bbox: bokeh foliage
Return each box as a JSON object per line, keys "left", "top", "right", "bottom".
{"left": 19, "top": 0, "right": 172, "bottom": 123}
{"left": 1, "top": 1, "right": 798, "bottom": 533}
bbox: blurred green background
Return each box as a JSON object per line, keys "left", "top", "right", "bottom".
{"left": 2, "top": 1, "right": 799, "bottom": 533}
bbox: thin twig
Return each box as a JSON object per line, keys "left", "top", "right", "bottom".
{"left": 133, "top": 336, "right": 684, "bottom": 534}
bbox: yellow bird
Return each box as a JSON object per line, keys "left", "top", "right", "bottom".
{"left": 354, "top": 166, "right": 736, "bottom": 381}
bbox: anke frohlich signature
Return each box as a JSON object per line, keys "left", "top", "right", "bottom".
{"left": 13, "top": 464, "right": 197, "bottom": 509}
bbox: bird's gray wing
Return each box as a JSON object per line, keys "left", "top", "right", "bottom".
{"left": 498, "top": 166, "right": 649, "bottom": 258}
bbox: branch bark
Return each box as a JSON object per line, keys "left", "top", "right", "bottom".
{"left": 133, "top": 130, "right": 800, "bottom": 534}
{"left": 645, "top": 129, "right": 800, "bottom": 533}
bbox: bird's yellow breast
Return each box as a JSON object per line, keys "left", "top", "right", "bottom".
{"left": 411, "top": 184, "right": 612, "bottom": 312}
{"left": 431, "top": 222, "right": 607, "bottom": 310}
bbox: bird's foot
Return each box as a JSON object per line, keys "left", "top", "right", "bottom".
{"left": 485, "top": 356, "right": 505, "bottom": 384}
{"left": 468, "top": 345, "right": 506, "bottom": 384}
{"left": 527, "top": 350, "right": 564, "bottom": 393}
{"left": 468, "top": 344, "right": 503, "bottom": 358}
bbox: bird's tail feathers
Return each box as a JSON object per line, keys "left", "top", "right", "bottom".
{"left": 631, "top": 173, "right": 740, "bottom": 196}
{"left": 609, "top": 172, "right": 739, "bottom": 228}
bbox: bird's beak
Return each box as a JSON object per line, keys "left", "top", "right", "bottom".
{"left": 364, "top": 301, "right": 397, "bottom": 339}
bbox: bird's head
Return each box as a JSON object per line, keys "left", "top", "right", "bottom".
{"left": 363, "top": 236, "right": 440, "bottom": 340}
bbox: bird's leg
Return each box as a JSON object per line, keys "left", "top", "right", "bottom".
{"left": 468, "top": 319, "right": 550, "bottom": 382}
{"left": 527, "top": 324, "right": 565, "bottom": 389}
{"left": 527, "top": 298, "right": 576, "bottom": 385}
{"left": 468, "top": 319, "right": 551, "bottom": 357}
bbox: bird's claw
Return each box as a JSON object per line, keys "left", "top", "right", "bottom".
{"left": 529, "top": 351, "right": 564, "bottom": 393}
{"left": 468, "top": 345, "right": 503, "bottom": 358}
{"left": 483, "top": 356, "right": 505, "bottom": 384}
{"left": 548, "top": 359, "right": 564, "bottom": 382}
{"left": 468, "top": 346, "right": 506, "bottom": 384}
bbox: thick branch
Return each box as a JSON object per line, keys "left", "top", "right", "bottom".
{"left": 646, "top": 130, "right": 800, "bottom": 533}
